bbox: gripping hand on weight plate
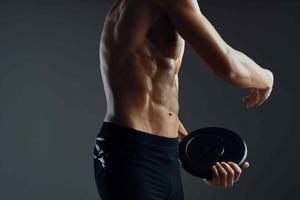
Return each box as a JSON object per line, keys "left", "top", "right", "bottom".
{"left": 203, "top": 161, "right": 250, "bottom": 188}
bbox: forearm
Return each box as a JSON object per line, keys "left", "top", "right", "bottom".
{"left": 220, "top": 47, "right": 273, "bottom": 89}
{"left": 177, "top": 119, "right": 188, "bottom": 142}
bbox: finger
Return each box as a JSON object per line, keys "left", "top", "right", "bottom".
{"left": 242, "top": 90, "right": 257, "bottom": 102}
{"left": 211, "top": 165, "right": 220, "bottom": 187}
{"left": 244, "top": 96, "right": 259, "bottom": 108}
{"left": 228, "top": 162, "right": 242, "bottom": 182}
{"left": 247, "top": 90, "right": 261, "bottom": 108}
{"left": 242, "top": 88, "right": 256, "bottom": 100}
{"left": 255, "top": 87, "right": 273, "bottom": 107}
{"left": 215, "top": 162, "right": 227, "bottom": 187}
{"left": 247, "top": 98, "right": 262, "bottom": 107}
{"left": 253, "top": 90, "right": 270, "bottom": 107}
{"left": 242, "top": 94, "right": 256, "bottom": 102}
{"left": 243, "top": 97, "right": 256, "bottom": 105}
{"left": 256, "top": 96, "right": 268, "bottom": 107}
{"left": 221, "top": 162, "right": 235, "bottom": 187}
{"left": 244, "top": 89, "right": 260, "bottom": 108}
{"left": 256, "top": 91, "right": 271, "bottom": 106}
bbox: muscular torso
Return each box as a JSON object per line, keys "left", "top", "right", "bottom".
{"left": 100, "top": 0, "right": 185, "bottom": 138}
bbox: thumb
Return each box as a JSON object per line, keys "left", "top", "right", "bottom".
{"left": 241, "top": 161, "right": 250, "bottom": 169}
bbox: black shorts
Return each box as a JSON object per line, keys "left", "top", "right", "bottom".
{"left": 93, "top": 121, "right": 185, "bottom": 200}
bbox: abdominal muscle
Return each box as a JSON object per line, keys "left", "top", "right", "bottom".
{"left": 102, "top": 59, "right": 180, "bottom": 138}
{"left": 104, "top": 97, "right": 180, "bottom": 138}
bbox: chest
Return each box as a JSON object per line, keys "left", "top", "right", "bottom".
{"left": 147, "top": 13, "right": 185, "bottom": 59}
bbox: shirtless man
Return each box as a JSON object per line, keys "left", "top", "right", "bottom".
{"left": 93, "top": 0, "right": 274, "bottom": 199}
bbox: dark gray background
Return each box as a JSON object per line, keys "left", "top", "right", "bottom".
{"left": 1, "top": 0, "right": 299, "bottom": 199}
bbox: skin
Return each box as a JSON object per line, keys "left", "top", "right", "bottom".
{"left": 100, "top": 0, "right": 274, "bottom": 188}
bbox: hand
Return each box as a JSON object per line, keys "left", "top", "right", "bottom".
{"left": 203, "top": 161, "right": 250, "bottom": 188}
{"left": 243, "top": 69, "right": 274, "bottom": 108}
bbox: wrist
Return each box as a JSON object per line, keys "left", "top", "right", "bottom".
{"left": 262, "top": 68, "right": 274, "bottom": 89}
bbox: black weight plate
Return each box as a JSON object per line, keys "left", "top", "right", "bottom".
{"left": 179, "top": 127, "right": 247, "bottom": 180}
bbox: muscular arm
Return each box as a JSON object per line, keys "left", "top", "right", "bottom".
{"left": 154, "top": 0, "right": 273, "bottom": 90}
{"left": 175, "top": 75, "right": 188, "bottom": 142}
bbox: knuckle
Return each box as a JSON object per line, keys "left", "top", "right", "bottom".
{"left": 220, "top": 171, "right": 227, "bottom": 176}
{"left": 228, "top": 169, "right": 235, "bottom": 176}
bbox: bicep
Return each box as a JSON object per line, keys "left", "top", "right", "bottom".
{"left": 156, "top": 0, "right": 233, "bottom": 75}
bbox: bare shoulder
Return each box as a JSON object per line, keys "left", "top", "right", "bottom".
{"left": 149, "top": 0, "right": 199, "bottom": 8}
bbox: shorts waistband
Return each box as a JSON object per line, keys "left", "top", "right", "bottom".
{"left": 98, "top": 121, "right": 179, "bottom": 150}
